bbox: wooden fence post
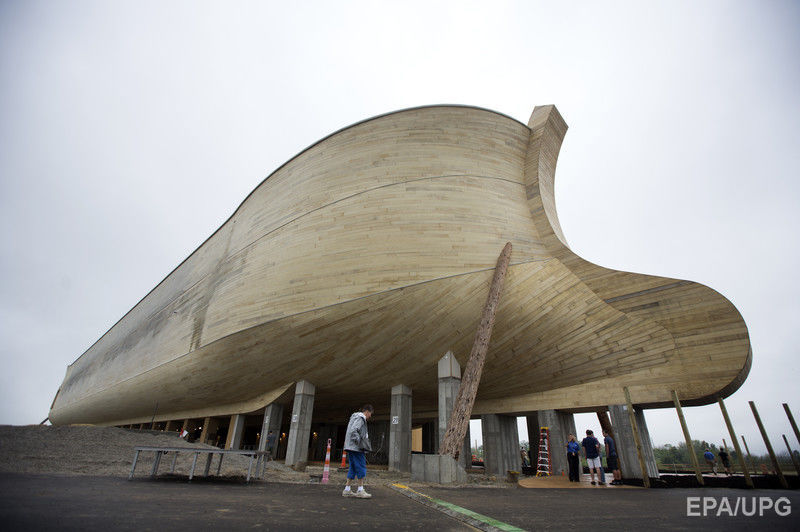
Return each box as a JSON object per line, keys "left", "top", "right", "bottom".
{"left": 671, "top": 390, "right": 703, "bottom": 485}
{"left": 749, "top": 401, "right": 788, "bottom": 489}
{"left": 623, "top": 387, "right": 650, "bottom": 488}
{"left": 717, "top": 397, "right": 753, "bottom": 488}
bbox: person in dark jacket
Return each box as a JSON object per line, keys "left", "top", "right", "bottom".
{"left": 342, "top": 404, "right": 374, "bottom": 498}
{"left": 603, "top": 430, "right": 621, "bottom": 485}
{"left": 718, "top": 448, "right": 732, "bottom": 476}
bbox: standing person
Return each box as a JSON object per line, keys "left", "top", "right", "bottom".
{"left": 582, "top": 430, "right": 604, "bottom": 486}
{"left": 265, "top": 430, "right": 277, "bottom": 460}
{"left": 703, "top": 449, "right": 717, "bottom": 475}
{"left": 566, "top": 434, "right": 581, "bottom": 482}
{"left": 718, "top": 448, "right": 732, "bottom": 476}
{"left": 603, "top": 430, "right": 622, "bottom": 485}
{"left": 342, "top": 404, "right": 374, "bottom": 499}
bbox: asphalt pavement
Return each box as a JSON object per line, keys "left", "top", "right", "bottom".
{"left": 1, "top": 473, "right": 798, "bottom": 531}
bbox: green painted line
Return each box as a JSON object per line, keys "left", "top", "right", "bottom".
{"left": 391, "top": 483, "right": 526, "bottom": 532}
{"left": 428, "top": 496, "right": 524, "bottom": 531}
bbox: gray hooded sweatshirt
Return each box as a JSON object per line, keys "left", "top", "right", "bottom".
{"left": 344, "top": 412, "right": 371, "bottom": 452}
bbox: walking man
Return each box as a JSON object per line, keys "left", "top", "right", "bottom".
{"left": 603, "top": 430, "right": 622, "bottom": 485}
{"left": 718, "top": 448, "right": 732, "bottom": 476}
{"left": 342, "top": 404, "right": 374, "bottom": 498}
{"left": 582, "top": 429, "right": 604, "bottom": 486}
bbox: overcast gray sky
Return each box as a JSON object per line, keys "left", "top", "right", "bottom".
{"left": 1, "top": 1, "right": 798, "bottom": 455}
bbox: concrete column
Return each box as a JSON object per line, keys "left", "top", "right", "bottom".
{"left": 437, "top": 352, "right": 471, "bottom": 468}
{"left": 285, "top": 380, "right": 315, "bottom": 467}
{"left": 536, "top": 409, "right": 575, "bottom": 477}
{"left": 481, "top": 414, "right": 521, "bottom": 477}
{"left": 608, "top": 404, "right": 659, "bottom": 479}
{"left": 389, "top": 384, "right": 412, "bottom": 472}
{"left": 258, "top": 403, "right": 284, "bottom": 454}
{"left": 225, "top": 414, "right": 246, "bottom": 450}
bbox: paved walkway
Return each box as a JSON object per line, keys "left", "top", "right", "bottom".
{"left": 1, "top": 473, "right": 798, "bottom": 530}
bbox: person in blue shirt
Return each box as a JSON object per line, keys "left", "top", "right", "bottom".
{"left": 566, "top": 434, "right": 581, "bottom": 482}
{"left": 603, "top": 430, "right": 621, "bottom": 485}
{"left": 582, "top": 429, "right": 604, "bottom": 485}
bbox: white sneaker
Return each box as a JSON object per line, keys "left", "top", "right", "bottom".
{"left": 354, "top": 489, "right": 372, "bottom": 499}
{"left": 342, "top": 488, "right": 354, "bottom": 497}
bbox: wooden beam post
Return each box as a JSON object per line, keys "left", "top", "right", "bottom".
{"left": 623, "top": 387, "right": 650, "bottom": 488}
{"left": 783, "top": 403, "right": 800, "bottom": 448}
{"left": 741, "top": 435, "right": 756, "bottom": 475}
{"left": 671, "top": 390, "right": 703, "bottom": 486}
{"left": 749, "top": 400, "right": 788, "bottom": 489}
{"left": 782, "top": 434, "right": 800, "bottom": 477}
{"left": 717, "top": 397, "right": 753, "bottom": 488}
{"left": 439, "top": 243, "right": 512, "bottom": 459}
{"left": 596, "top": 410, "right": 614, "bottom": 440}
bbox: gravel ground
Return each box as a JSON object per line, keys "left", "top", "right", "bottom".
{"left": 0, "top": 425, "right": 303, "bottom": 481}
{"left": 0, "top": 425, "right": 508, "bottom": 488}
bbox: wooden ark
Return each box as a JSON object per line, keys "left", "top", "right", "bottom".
{"left": 49, "top": 105, "right": 750, "bottom": 426}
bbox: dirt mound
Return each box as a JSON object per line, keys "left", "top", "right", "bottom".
{"left": 0, "top": 425, "right": 300, "bottom": 480}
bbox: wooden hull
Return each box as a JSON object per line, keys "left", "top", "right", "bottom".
{"left": 49, "top": 105, "right": 750, "bottom": 426}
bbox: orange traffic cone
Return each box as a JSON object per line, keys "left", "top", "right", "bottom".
{"left": 338, "top": 450, "right": 348, "bottom": 471}
{"left": 322, "top": 439, "right": 332, "bottom": 484}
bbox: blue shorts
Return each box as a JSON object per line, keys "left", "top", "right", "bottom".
{"left": 347, "top": 450, "right": 367, "bottom": 479}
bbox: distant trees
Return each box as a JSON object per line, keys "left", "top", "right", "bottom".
{"left": 653, "top": 439, "right": 797, "bottom": 473}
{"left": 654, "top": 440, "right": 727, "bottom": 467}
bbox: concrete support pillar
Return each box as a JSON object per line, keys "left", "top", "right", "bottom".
{"left": 225, "top": 414, "right": 246, "bottom": 450}
{"left": 535, "top": 409, "right": 575, "bottom": 477}
{"left": 258, "top": 403, "right": 284, "bottom": 455}
{"left": 438, "top": 352, "right": 471, "bottom": 468}
{"left": 389, "top": 384, "right": 412, "bottom": 472}
{"left": 285, "top": 380, "right": 315, "bottom": 467}
{"left": 608, "top": 404, "right": 659, "bottom": 479}
{"left": 481, "top": 414, "right": 521, "bottom": 477}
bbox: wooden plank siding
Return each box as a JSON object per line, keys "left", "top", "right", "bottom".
{"left": 49, "top": 105, "right": 750, "bottom": 426}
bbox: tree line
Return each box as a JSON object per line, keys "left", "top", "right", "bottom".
{"left": 654, "top": 439, "right": 798, "bottom": 472}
